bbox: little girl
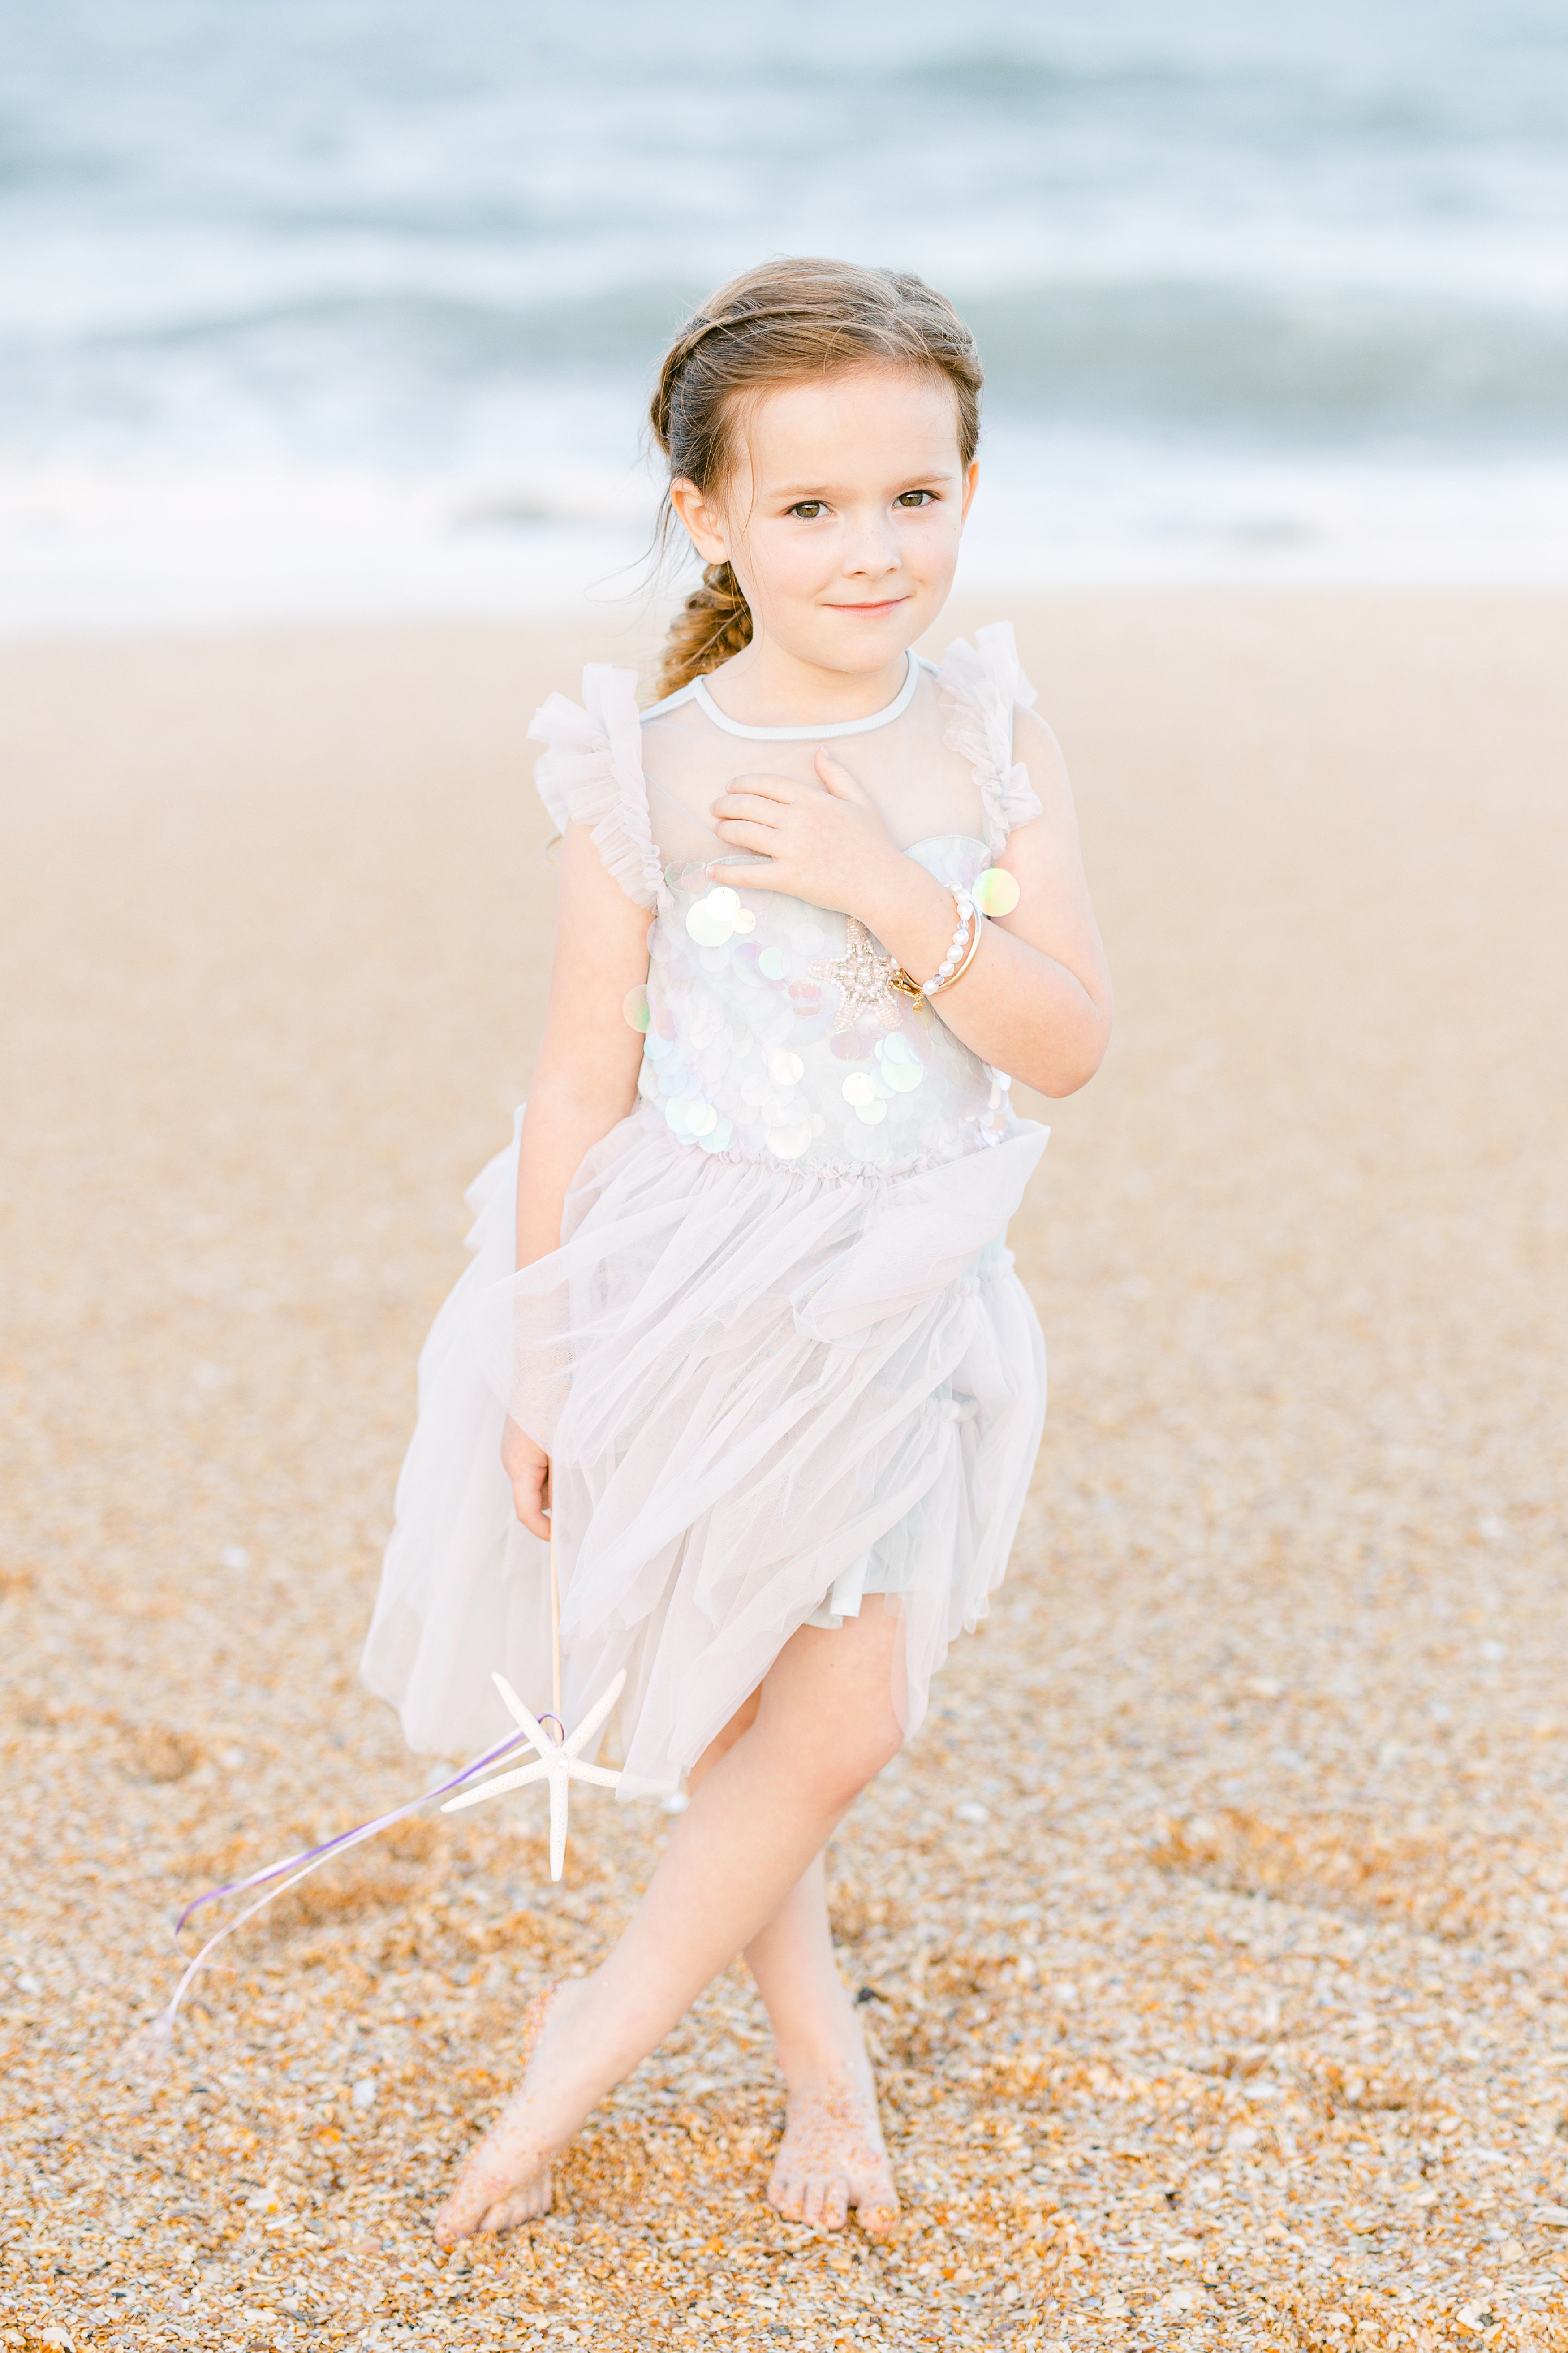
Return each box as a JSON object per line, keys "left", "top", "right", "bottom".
{"left": 362, "top": 256, "right": 1111, "bottom": 2243}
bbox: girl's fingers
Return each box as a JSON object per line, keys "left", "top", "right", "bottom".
{"left": 711, "top": 822, "right": 781, "bottom": 859}
{"left": 814, "top": 747, "right": 868, "bottom": 800}
{"left": 721, "top": 770, "right": 799, "bottom": 806}
{"left": 516, "top": 1484, "right": 551, "bottom": 1541}
{"left": 711, "top": 790, "right": 787, "bottom": 827}
{"left": 504, "top": 1450, "right": 551, "bottom": 1540}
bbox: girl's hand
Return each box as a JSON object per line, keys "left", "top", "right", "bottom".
{"left": 501, "top": 1418, "right": 552, "bottom": 1541}
{"left": 709, "top": 748, "right": 902, "bottom": 915}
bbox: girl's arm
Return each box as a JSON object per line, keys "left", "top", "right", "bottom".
{"left": 709, "top": 707, "right": 1113, "bottom": 1098}
{"left": 504, "top": 821, "right": 652, "bottom": 1534}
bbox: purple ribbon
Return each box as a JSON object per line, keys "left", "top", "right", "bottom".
{"left": 134, "top": 1714, "right": 552, "bottom": 2059}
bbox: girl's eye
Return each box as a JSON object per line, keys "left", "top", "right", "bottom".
{"left": 896, "top": 489, "right": 935, "bottom": 507}
{"left": 788, "top": 500, "right": 826, "bottom": 519}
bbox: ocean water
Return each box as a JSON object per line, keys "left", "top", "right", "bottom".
{"left": 3, "top": 0, "right": 1567, "bottom": 628}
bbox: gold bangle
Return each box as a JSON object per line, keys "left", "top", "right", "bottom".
{"left": 894, "top": 917, "right": 985, "bottom": 1006}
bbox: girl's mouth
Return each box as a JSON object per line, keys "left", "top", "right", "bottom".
{"left": 824, "top": 596, "right": 909, "bottom": 618}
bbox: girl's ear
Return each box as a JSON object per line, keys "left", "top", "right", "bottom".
{"left": 960, "top": 459, "right": 980, "bottom": 523}
{"left": 670, "top": 478, "right": 729, "bottom": 566}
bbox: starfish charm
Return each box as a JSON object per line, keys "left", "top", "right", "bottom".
{"left": 809, "top": 916, "right": 905, "bottom": 1034}
{"left": 442, "top": 1667, "right": 626, "bottom": 1881}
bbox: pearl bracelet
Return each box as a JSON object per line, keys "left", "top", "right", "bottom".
{"left": 892, "top": 889, "right": 979, "bottom": 1004}
{"left": 921, "top": 888, "right": 976, "bottom": 994}
{"left": 927, "top": 911, "right": 984, "bottom": 996}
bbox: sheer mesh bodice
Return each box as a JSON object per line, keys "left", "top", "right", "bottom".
{"left": 532, "top": 631, "right": 1044, "bottom": 1181}
{"left": 638, "top": 647, "right": 985, "bottom": 868}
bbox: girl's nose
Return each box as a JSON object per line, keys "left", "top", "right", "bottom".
{"left": 841, "top": 519, "right": 900, "bottom": 579}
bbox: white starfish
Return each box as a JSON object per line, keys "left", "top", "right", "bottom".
{"left": 441, "top": 1667, "right": 626, "bottom": 1881}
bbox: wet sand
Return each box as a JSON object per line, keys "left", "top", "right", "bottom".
{"left": 3, "top": 591, "right": 1567, "bottom": 2350}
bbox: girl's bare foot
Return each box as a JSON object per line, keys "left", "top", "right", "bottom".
{"left": 768, "top": 2016, "right": 899, "bottom": 2236}
{"left": 435, "top": 1982, "right": 583, "bottom": 2243}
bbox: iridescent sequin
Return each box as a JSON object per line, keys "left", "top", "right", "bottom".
{"left": 973, "top": 866, "right": 1021, "bottom": 917}
{"left": 875, "top": 1032, "right": 925, "bottom": 1092}
{"left": 643, "top": 842, "right": 1015, "bottom": 1179}
{"left": 686, "top": 885, "right": 757, "bottom": 946}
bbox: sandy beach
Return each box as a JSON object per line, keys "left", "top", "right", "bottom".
{"left": 3, "top": 590, "right": 1567, "bottom": 2351}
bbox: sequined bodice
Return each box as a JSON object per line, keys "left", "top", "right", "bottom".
{"left": 529, "top": 626, "right": 1044, "bottom": 1182}
{"left": 636, "top": 835, "right": 1014, "bottom": 1179}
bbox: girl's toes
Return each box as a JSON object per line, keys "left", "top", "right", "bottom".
{"left": 434, "top": 2183, "right": 489, "bottom": 2247}
{"left": 435, "top": 2152, "right": 524, "bottom": 2245}
{"left": 820, "top": 2177, "right": 850, "bottom": 2230}
{"left": 485, "top": 2172, "right": 554, "bottom": 2233}
{"left": 856, "top": 2199, "right": 900, "bottom": 2241}
{"left": 800, "top": 2174, "right": 841, "bottom": 2230}
{"left": 767, "top": 2164, "right": 802, "bottom": 2219}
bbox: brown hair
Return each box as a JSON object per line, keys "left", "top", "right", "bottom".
{"left": 649, "top": 257, "right": 983, "bottom": 698}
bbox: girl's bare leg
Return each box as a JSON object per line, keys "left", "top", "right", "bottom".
{"left": 743, "top": 1849, "right": 897, "bottom": 2230}
{"left": 434, "top": 1604, "right": 904, "bottom": 2244}
{"left": 687, "top": 1676, "right": 899, "bottom": 2230}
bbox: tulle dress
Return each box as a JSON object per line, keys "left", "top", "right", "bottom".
{"left": 362, "top": 625, "right": 1050, "bottom": 1799}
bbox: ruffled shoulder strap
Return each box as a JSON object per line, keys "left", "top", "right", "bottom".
{"left": 527, "top": 665, "right": 670, "bottom": 913}
{"left": 935, "top": 621, "right": 1043, "bottom": 860}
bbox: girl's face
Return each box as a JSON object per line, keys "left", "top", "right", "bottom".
{"left": 674, "top": 364, "right": 978, "bottom": 678}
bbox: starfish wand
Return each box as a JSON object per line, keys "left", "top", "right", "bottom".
{"left": 441, "top": 1487, "right": 625, "bottom": 1879}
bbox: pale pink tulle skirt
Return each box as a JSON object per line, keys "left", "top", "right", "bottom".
{"left": 362, "top": 1105, "right": 1047, "bottom": 1798}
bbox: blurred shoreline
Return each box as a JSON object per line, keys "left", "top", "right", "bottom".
{"left": 6, "top": 0, "right": 1567, "bottom": 631}
{"left": 8, "top": 538, "right": 1568, "bottom": 645}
